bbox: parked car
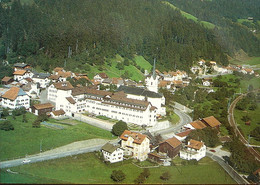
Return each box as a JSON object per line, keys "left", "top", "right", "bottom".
{"left": 209, "top": 149, "right": 216, "bottom": 152}
{"left": 22, "top": 159, "right": 31, "bottom": 164}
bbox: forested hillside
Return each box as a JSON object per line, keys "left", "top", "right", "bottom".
{"left": 1, "top": 0, "right": 259, "bottom": 76}
{"left": 168, "top": 0, "right": 260, "bottom": 57}
{"left": 0, "top": 0, "right": 229, "bottom": 74}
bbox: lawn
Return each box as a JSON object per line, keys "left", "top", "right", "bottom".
{"left": 0, "top": 113, "right": 113, "bottom": 161}
{"left": 2, "top": 153, "right": 235, "bottom": 184}
{"left": 230, "top": 56, "right": 260, "bottom": 68}
{"left": 234, "top": 102, "right": 260, "bottom": 146}
{"left": 85, "top": 55, "right": 145, "bottom": 82}
{"left": 162, "top": 1, "right": 216, "bottom": 29}
{"left": 134, "top": 55, "right": 152, "bottom": 72}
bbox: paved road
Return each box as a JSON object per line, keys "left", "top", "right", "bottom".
{"left": 0, "top": 139, "right": 119, "bottom": 169}
{"left": 155, "top": 108, "right": 192, "bottom": 138}
{"left": 228, "top": 91, "right": 260, "bottom": 161}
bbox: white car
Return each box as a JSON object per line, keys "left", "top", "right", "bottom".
{"left": 22, "top": 159, "right": 31, "bottom": 164}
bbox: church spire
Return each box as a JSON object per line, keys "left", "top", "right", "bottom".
{"left": 153, "top": 58, "right": 156, "bottom": 80}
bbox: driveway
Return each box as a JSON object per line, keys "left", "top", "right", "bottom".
{"left": 0, "top": 138, "right": 119, "bottom": 169}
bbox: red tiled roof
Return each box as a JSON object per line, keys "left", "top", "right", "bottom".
{"left": 98, "top": 73, "right": 108, "bottom": 79}
{"left": 53, "top": 81, "right": 74, "bottom": 90}
{"left": 176, "top": 130, "right": 192, "bottom": 137}
{"left": 2, "top": 87, "right": 20, "bottom": 100}
{"left": 190, "top": 120, "right": 207, "bottom": 129}
{"left": 53, "top": 67, "right": 64, "bottom": 72}
{"left": 66, "top": 97, "right": 76, "bottom": 104}
{"left": 2, "top": 76, "right": 12, "bottom": 82}
{"left": 120, "top": 130, "right": 147, "bottom": 145}
{"left": 52, "top": 109, "right": 65, "bottom": 116}
{"left": 13, "top": 70, "right": 26, "bottom": 75}
{"left": 160, "top": 137, "right": 181, "bottom": 148}
{"left": 33, "top": 103, "right": 54, "bottom": 110}
{"left": 187, "top": 139, "right": 204, "bottom": 150}
{"left": 202, "top": 116, "right": 221, "bottom": 128}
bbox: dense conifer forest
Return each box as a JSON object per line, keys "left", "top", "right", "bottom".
{"left": 0, "top": 0, "right": 259, "bottom": 75}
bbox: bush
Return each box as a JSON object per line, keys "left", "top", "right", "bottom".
{"left": 12, "top": 107, "right": 26, "bottom": 116}
{"left": 112, "top": 120, "right": 128, "bottom": 136}
{"left": 160, "top": 171, "right": 171, "bottom": 181}
{"left": 32, "top": 120, "right": 41, "bottom": 128}
{"left": 0, "top": 120, "right": 14, "bottom": 131}
{"left": 188, "top": 159, "right": 198, "bottom": 165}
{"left": 181, "top": 160, "right": 187, "bottom": 166}
{"left": 111, "top": 170, "right": 126, "bottom": 182}
{"left": 1, "top": 108, "right": 9, "bottom": 117}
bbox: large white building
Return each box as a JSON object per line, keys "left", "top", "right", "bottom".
{"left": 47, "top": 81, "right": 74, "bottom": 103}
{"left": 180, "top": 139, "right": 206, "bottom": 161}
{"left": 56, "top": 87, "right": 158, "bottom": 126}
{"left": 1, "top": 87, "right": 30, "bottom": 109}
{"left": 120, "top": 130, "right": 150, "bottom": 161}
{"left": 101, "top": 143, "right": 124, "bottom": 163}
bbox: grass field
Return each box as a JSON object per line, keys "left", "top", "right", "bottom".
{"left": 0, "top": 113, "right": 113, "bottom": 161}
{"left": 230, "top": 56, "right": 260, "bottom": 68}
{"left": 85, "top": 55, "right": 147, "bottom": 82}
{"left": 162, "top": 1, "right": 215, "bottom": 29}
{"left": 234, "top": 102, "right": 260, "bottom": 146}
{"left": 2, "top": 153, "right": 235, "bottom": 184}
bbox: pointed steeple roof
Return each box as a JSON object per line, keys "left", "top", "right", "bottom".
{"left": 152, "top": 58, "right": 156, "bottom": 80}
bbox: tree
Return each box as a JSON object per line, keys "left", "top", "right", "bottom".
{"left": 1, "top": 108, "right": 9, "bottom": 118}
{"left": 22, "top": 114, "right": 28, "bottom": 123}
{"left": 134, "top": 174, "right": 145, "bottom": 184}
{"left": 112, "top": 120, "right": 128, "bottom": 136}
{"left": 32, "top": 119, "right": 41, "bottom": 128}
{"left": 160, "top": 171, "right": 171, "bottom": 181}
{"left": 0, "top": 120, "right": 14, "bottom": 131}
{"left": 110, "top": 170, "right": 126, "bottom": 182}
{"left": 142, "top": 168, "right": 150, "bottom": 179}
{"left": 250, "top": 127, "right": 260, "bottom": 141}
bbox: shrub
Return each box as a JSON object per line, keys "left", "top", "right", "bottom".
{"left": 160, "top": 171, "right": 171, "bottom": 181}
{"left": 0, "top": 120, "right": 14, "bottom": 131}
{"left": 111, "top": 170, "right": 126, "bottom": 182}
{"left": 112, "top": 120, "right": 128, "bottom": 136}
{"left": 188, "top": 159, "right": 198, "bottom": 165}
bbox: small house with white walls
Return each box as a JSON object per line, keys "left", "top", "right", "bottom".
{"left": 13, "top": 70, "right": 34, "bottom": 81}
{"left": 120, "top": 130, "right": 150, "bottom": 161}
{"left": 22, "top": 82, "right": 40, "bottom": 98}
{"left": 13, "top": 63, "right": 31, "bottom": 71}
{"left": 101, "top": 143, "right": 124, "bottom": 163}
{"left": 94, "top": 73, "right": 108, "bottom": 83}
{"left": 180, "top": 139, "right": 206, "bottom": 161}
{"left": 30, "top": 103, "right": 54, "bottom": 116}
{"left": 1, "top": 87, "right": 30, "bottom": 109}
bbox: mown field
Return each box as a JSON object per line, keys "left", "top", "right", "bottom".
{"left": 0, "top": 113, "right": 113, "bottom": 161}
{"left": 230, "top": 56, "right": 260, "bottom": 68}
{"left": 86, "top": 55, "right": 152, "bottom": 82}
{"left": 234, "top": 102, "right": 260, "bottom": 146}
{"left": 1, "top": 153, "right": 235, "bottom": 184}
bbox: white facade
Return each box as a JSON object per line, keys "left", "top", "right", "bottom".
{"left": 32, "top": 77, "right": 50, "bottom": 88}
{"left": 145, "top": 75, "right": 159, "bottom": 93}
{"left": 120, "top": 130, "right": 150, "bottom": 161}
{"left": 1, "top": 87, "right": 30, "bottom": 109}
{"left": 180, "top": 140, "right": 206, "bottom": 161}
{"left": 101, "top": 143, "right": 124, "bottom": 163}
{"left": 47, "top": 82, "right": 73, "bottom": 103}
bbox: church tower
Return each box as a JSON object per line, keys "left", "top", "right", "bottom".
{"left": 145, "top": 58, "right": 159, "bottom": 93}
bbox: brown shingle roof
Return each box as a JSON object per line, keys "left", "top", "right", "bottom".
{"left": 57, "top": 71, "right": 72, "bottom": 78}
{"left": 53, "top": 67, "right": 64, "bottom": 72}
{"left": 52, "top": 109, "right": 65, "bottom": 116}
{"left": 202, "top": 116, "right": 221, "bottom": 128}
{"left": 98, "top": 73, "right": 108, "bottom": 79}
{"left": 13, "top": 70, "right": 26, "bottom": 75}
{"left": 2, "top": 76, "right": 12, "bottom": 82}
{"left": 53, "top": 81, "right": 74, "bottom": 90}
{"left": 49, "top": 75, "right": 60, "bottom": 80}
{"left": 66, "top": 97, "right": 76, "bottom": 104}
{"left": 190, "top": 120, "right": 207, "bottom": 129}
{"left": 187, "top": 139, "right": 204, "bottom": 150}
{"left": 160, "top": 137, "right": 181, "bottom": 148}
{"left": 176, "top": 130, "right": 192, "bottom": 137}
{"left": 120, "top": 130, "right": 147, "bottom": 145}
{"left": 2, "top": 87, "right": 21, "bottom": 100}
{"left": 33, "top": 103, "right": 54, "bottom": 110}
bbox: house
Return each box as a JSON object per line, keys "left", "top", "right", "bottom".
{"left": 53, "top": 67, "right": 64, "bottom": 75}
{"left": 112, "top": 77, "right": 124, "bottom": 87}
{"left": 209, "top": 61, "right": 217, "bottom": 66}
{"left": 22, "top": 82, "right": 40, "bottom": 98}
{"left": 30, "top": 103, "right": 54, "bottom": 116}
{"left": 50, "top": 109, "right": 66, "bottom": 119}
{"left": 180, "top": 139, "right": 206, "bottom": 161}
{"left": 47, "top": 81, "right": 74, "bottom": 103}
{"left": 101, "top": 143, "right": 124, "bottom": 163}
{"left": 241, "top": 68, "right": 254, "bottom": 75}
{"left": 94, "top": 73, "right": 108, "bottom": 82}
{"left": 202, "top": 78, "right": 212, "bottom": 87}
{"left": 120, "top": 130, "right": 150, "bottom": 161}
{"left": 1, "top": 87, "right": 30, "bottom": 109}
{"left": 13, "top": 63, "right": 30, "bottom": 71}
{"left": 158, "top": 137, "right": 182, "bottom": 158}
{"left": 158, "top": 80, "right": 172, "bottom": 89}
{"left": 201, "top": 116, "right": 221, "bottom": 130}
{"left": 19, "top": 77, "right": 33, "bottom": 85}
{"left": 198, "top": 59, "right": 206, "bottom": 66}
{"left": 13, "top": 70, "right": 34, "bottom": 81}
{"left": 57, "top": 71, "right": 74, "bottom": 82}
{"left": 32, "top": 73, "right": 50, "bottom": 88}
{"left": 1, "top": 76, "right": 13, "bottom": 85}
